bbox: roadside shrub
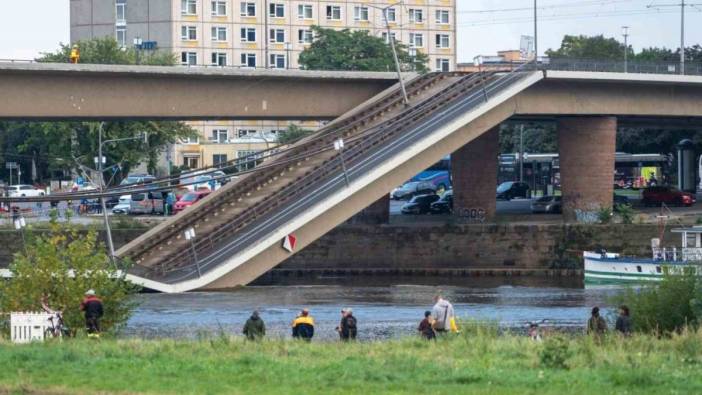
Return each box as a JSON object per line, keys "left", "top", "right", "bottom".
{"left": 616, "top": 204, "right": 635, "bottom": 224}
{"left": 597, "top": 207, "right": 613, "bottom": 224}
{"left": 611, "top": 268, "right": 701, "bottom": 334}
{"left": 0, "top": 216, "right": 140, "bottom": 336}
{"left": 539, "top": 336, "right": 572, "bottom": 369}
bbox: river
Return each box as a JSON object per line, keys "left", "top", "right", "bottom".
{"left": 123, "top": 277, "right": 626, "bottom": 341}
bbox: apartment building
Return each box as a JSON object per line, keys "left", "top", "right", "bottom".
{"left": 70, "top": 0, "right": 457, "bottom": 170}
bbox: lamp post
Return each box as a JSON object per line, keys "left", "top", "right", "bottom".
{"left": 284, "top": 42, "right": 292, "bottom": 69}
{"left": 334, "top": 138, "right": 350, "bottom": 187}
{"left": 184, "top": 227, "right": 202, "bottom": 277}
{"left": 133, "top": 36, "right": 143, "bottom": 65}
{"left": 409, "top": 46, "right": 417, "bottom": 71}
{"left": 534, "top": 0, "right": 538, "bottom": 62}
{"left": 13, "top": 215, "right": 27, "bottom": 254}
{"left": 370, "top": 2, "right": 409, "bottom": 106}
{"left": 622, "top": 26, "right": 630, "bottom": 73}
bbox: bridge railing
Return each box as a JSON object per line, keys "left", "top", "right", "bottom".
{"left": 542, "top": 58, "right": 702, "bottom": 76}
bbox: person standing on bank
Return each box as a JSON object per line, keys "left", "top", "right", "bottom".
{"left": 80, "top": 289, "right": 103, "bottom": 337}
{"left": 337, "top": 308, "right": 358, "bottom": 341}
{"left": 431, "top": 293, "right": 455, "bottom": 334}
{"left": 292, "top": 308, "right": 315, "bottom": 341}
{"left": 243, "top": 310, "right": 266, "bottom": 340}
{"left": 615, "top": 305, "right": 632, "bottom": 336}
{"left": 418, "top": 311, "right": 436, "bottom": 340}
{"left": 587, "top": 306, "right": 608, "bottom": 336}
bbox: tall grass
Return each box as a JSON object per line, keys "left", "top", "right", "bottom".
{"left": 0, "top": 329, "right": 700, "bottom": 394}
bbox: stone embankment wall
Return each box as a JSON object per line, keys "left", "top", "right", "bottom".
{"left": 0, "top": 223, "right": 672, "bottom": 275}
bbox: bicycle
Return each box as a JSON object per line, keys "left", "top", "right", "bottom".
{"left": 44, "top": 311, "right": 70, "bottom": 339}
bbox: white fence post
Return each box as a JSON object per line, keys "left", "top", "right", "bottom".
{"left": 10, "top": 312, "right": 53, "bottom": 344}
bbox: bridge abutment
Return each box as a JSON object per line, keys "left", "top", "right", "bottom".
{"left": 451, "top": 126, "right": 499, "bottom": 222}
{"left": 557, "top": 116, "right": 617, "bottom": 221}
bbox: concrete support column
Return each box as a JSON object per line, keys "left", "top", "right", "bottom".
{"left": 350, "top": 194, "right": 390, "bottom": 224}
{"left": 452, "top": 127, "right": 499, "bottom": 222}
{"left": 557, "top": 117, "right": 617, "bottom": 221}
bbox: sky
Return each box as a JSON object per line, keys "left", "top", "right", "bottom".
{"left": 0, "top": 0, "right": 700, "bottom": 62}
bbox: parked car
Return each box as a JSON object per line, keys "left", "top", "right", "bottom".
{"left": 419, "top": 171, "right": 451, "bottom": 193}
{"left": 174, "top": 190, "right": 211, "bottom": 213}
{"left": 401, "top": 194, "right": 440, "bottom": 215}
{"left": 120, "top": 173, "right": 156, "bottom": 186}
{"left": 391, "top": 181, "right": 436, "bottom": 200}
{"left": 496, "top": 181, "right": 529, "bottom": 200}
{"left": 180, "top": 170, "right": 220, "bottom": 192}
{"left": 112, "top": 195, "right": 132, "bottom": 214}
{"left": 430, "top": 190, "right": 453, "bottom": 214}
{"left": 642, "top": 186, "right": 696, "bottom": 207}
{"left": 613, "top": 193, "right": 630, "bottom": 206}
{"left": 129, "top": 192, "right": 165, "bottom": 214}
{"left": 7, "top": 184, "right": 46, "bottom": 197}
{"left": 531, "top": 195, "right": 562, "bottom": 214}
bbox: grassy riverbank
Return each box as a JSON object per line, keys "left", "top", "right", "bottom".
{"left": 1, "top": 328, "right": 701, "bottom": 395}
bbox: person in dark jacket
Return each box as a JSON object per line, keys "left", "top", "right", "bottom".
{"left": 418, "top": 310, "right": 436, "bottom": 340}
{"left": 615, "top": 305, "right": 632, "bottom": 336}
{"left": 337, "top": 308, "right": 357, "bottom": 341}
{"left": 243, "top": 310, "right": 266, "bottom": 340}
{"left": 587, "top": 306, "right": 607, "bottom": 336}
{"left": 80, "top": 289, "right": 103, "bottom": 336}
{"left": 291, "top": 308, "right": 315, "bottom": 341}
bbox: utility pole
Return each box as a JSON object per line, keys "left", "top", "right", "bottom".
{"left": 264, "top": 0, "right": 269, "bottom": 69}
{"left": 519, "top": 125, "right": 525, "bottom": 183}
{"left": 370, "top": 2, "right": 409, "bottom": 106}
{"left": 647, "top": 1, "right": 702, "bottom": 75}
{"left": 97, "top": 124, "right": 116, "bottom": 265}
{"left": 622, "top": 26, "right": 630, "bottom": 73}
{"left": 534, "top": 0, "right": 538, "bottom": 62}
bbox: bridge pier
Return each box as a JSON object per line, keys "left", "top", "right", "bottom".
{"left": 557, "top": 117, "right": 617, "bottom": 222}
{"left": 451, "top": 127, "right": 499, "bottom": 222}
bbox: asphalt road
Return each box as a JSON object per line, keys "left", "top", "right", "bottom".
{"left": 390, "top": 198, "right": 534, "bottom": 216}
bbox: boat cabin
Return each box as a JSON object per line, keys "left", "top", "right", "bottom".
{"left": 659, "top": 227, "right": 702, "bottom": 262}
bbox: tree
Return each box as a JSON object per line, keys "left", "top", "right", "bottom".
{"left": 0, "top": 214, "right": 139, "bottom": 335}
{"left": 278, "top": 124, "right": 315, "bottom": 145}
{"left": 0, "top": 38, "right": 194, "bottom": 184}
{"left": 499, "top": 124, "right": 557, "bottom": 154}
{"left": 299, "top": 26, "right": 429, "bottom": 73}
{"left": 546, "top": 34, "right": 631, "bottom": 60}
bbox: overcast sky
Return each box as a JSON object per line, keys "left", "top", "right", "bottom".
{"left": 0, "top": 0, "right": 700, "bottom": 62}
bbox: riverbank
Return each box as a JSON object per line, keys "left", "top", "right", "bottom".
{"left": 1, "top": 329, "right": 700, "bottom": 394}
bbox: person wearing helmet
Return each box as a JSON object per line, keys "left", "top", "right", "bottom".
{"left": 80, "top": 289, "right": 103, "bottom": 337}
{"left": 70, "top": 45, "right": 80, "bottom": 64}
{"left": 291, "top": 308, "right": 315, "bottom": 341}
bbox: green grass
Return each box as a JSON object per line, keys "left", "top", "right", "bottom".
{"left": 0, "top": 328, "right": 701, "bottom": 395}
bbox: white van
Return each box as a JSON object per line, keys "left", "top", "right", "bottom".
{"left": 129, "top": 192, "right": 165, "bottom": 214}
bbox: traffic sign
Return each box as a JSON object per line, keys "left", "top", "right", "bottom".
{"left": 282, "top": 234, "right": 297, "bottom": 252}
{"left": 5, "top": 162, "right": 17, "bottom": 169}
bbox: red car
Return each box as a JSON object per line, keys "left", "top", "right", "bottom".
{"left": 173, "top": 190, "right": 211, "bottom": 213}
{"left": 642, "top": 186, "right": 696, "bottom": 207}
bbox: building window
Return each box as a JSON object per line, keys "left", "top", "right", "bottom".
{"left": 269, "top": 3, "right": 285, "bottom": 18}
{"left": 436, "top": 34, "right": 450, "bottom": 49}
{"left": 116, "top": 0, "right": 126, "bottom": 25}
{"left": 240, "top": 2, "right": 256, "bottom": 17}
{"left": 240, "top": 27, "right": 256, "bottom": 42}
{"left": 237, "top": 129, "right": 258, "bottom": 138}
{"left": 436, "top": 58, "right": 450, "bottom": 72}
{"left": 184, "top": 156, "right": 199, "bottom": 169}
{"left": 409, "top": 33, "right": 423, "bottom": 48}
{"left": 211, "top": 52, "right": 227, "bottom": 66}
{"left": 213, "top": 154, "right": 228, "bottom": 165}
{"left": 181, "top": 135, "right": 199, "bottom": 144}
{"left": 181, "top": 52, "right": 197, "bottom": 65}
{"left": 181, "top": 0, "right": 197, "bottom": 15}
{"left": 381, "top": 32, "right": 396, "bottom": 44}
{"left": 298, "top": 4, "right": 313, "bottom": 19}
{"left": 240, "top": 53, "right": 256, "bottom": 67}
{"left": 436, "top": 10, "right": 450, "bottom": 24}
{"left": 211, "top": 129, "right": 228, "bottom": 143}
{"left": 211, "top": 1, "right": 226, "bottom": 16}
{"left": 181, "top": 25, "right": 197, "bottom": 40}
{"left": 354, "top": 6, "right": 369, "bottom": 21}
{"left": 326, "top": 5, "right": 341, "bottom": 20}
{"left": 116, "top": 28, "right": 127, "bottom": 48}
{"left": 212, "top": 26, "right": 227, "bottom": 41}
{"left": 409, "top": 9, "right": 424, "bottom": 24}
{"left": 384, "top": 8, "right": 396, "bottom": 22}
{"left": 270, "top": 54, "right": 286, "bottom": 69}
{"left": 298, "top": 29, "right": 313, "bottom": 43}
{"left": 237, "top": 150, "right": 259, "bottom": 170}
{"left": 269, "top": 28, "right": 285, "bottom": 43}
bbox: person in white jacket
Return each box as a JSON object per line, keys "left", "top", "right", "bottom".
{"left": 431, "top": 293, "right": 455, "bottom": 333}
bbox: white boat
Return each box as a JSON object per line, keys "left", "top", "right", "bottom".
{"left": 584, "top": 227, "right": 702, "bottom": 283}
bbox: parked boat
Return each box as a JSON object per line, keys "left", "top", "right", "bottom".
{"left": 584, "top": 226, "right": 702, "bottom": 283}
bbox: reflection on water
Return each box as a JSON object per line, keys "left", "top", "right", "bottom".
{"left": 124, "top": 277, "right": 624, "bottom": 341}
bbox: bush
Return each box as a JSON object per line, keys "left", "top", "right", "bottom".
{"left": 539, "top": 336, "right": 572, "bottom": 369}
{"left": 597, "top": 206, "right": 613, "bottom": 224}
{"left": 616, "top": 204, "right": 635, "bottom": 224}
{"left": 0, "top": 216, "right": 140, "bottom": 336}
{"left": 612, "top": 268, "right": 701, "bottom": 334}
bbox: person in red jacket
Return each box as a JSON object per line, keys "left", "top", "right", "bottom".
{"left": 80, "top": 289, "right": 104, "bottom": 337}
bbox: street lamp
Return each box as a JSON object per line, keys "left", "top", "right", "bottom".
{"left": 184, "top": 227, "right": 202, "bottom": 277}
{"left": 133, "top": 36, "right": 143, "bottom": 65}
{"left": 621, "top": 26, "right": 630, "bottom": 73}
{"left": 284, "top": 42, "right": 292, "bottom": 70}
{"left": 13, "top": 215, "right": 27, "bottom": 254}
{"left": 369, "top": 2, "right": 409, "bottom": 106}
{"left": 334, "top": 138, "right": 350, "bottom": 187}
{"left": 408, "top": 46, "right": 417, "bottom": 71}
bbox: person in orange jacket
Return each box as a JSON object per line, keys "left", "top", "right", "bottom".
{"left": 80, "top": 289, "right": 103, "bottom": 336}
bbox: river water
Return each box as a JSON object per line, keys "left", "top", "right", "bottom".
{"left": 123, "top": 277, "right": 626, "bottom": 341}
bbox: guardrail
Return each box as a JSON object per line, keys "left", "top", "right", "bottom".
{"left": 543, "top": 58, "right": 702, "bottom": 76}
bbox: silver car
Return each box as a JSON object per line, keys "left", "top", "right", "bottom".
{"left": 531, "top": 196, "right": 562, "bottom": 214}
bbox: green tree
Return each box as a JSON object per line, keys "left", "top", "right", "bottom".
{"left": 0, "top": 214, "right": 139, "bottom": 335}
{"left": 278, "top": 124, "right": 315, "bottom": 145}
{"left": 0, "top": 38, "right": 194, "bottom": 183}
{"left": 499, "top": 124, "right": 557, "bottom": 154}
{"left": 546, "top": 34, "right": 631, "bottom": 60}
{"left": 299, "top": 26, "right": 428, "bottom": 72}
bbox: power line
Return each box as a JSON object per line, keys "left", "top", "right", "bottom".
{"left": 459, "top": 8, "right": 685, "bottom": 26}
{"left": 459, "top": 0, "right": 648, "bottom": 14}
